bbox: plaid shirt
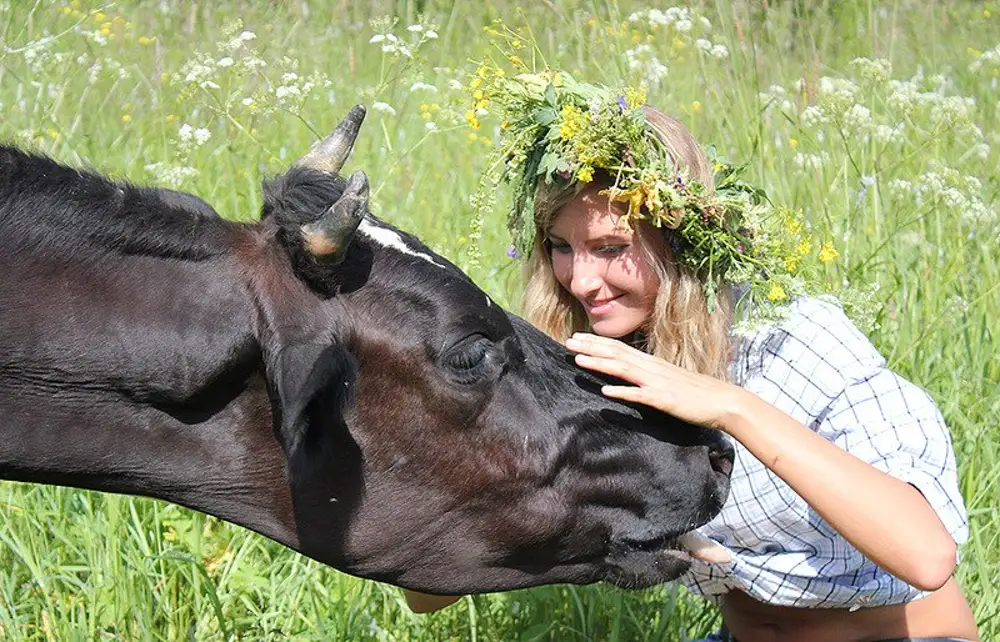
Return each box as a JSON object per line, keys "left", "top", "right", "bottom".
{"left": 680, "top": 297, "right": 969, "bottom": 609}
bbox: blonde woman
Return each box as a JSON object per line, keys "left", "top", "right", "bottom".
{"left": 405, "top": 77, "right": 977, "bottom": 641}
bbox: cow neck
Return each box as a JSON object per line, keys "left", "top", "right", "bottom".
{"left": 0, "top": 224, "right": 301, "bottom": 551}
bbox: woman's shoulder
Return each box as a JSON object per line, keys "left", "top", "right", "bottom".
{"left": 733, "top": 296, "right": 885, "bottom": 399}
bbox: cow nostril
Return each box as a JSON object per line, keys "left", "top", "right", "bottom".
{"left": 708, "top": 442, "right": 735, "bottom": 478}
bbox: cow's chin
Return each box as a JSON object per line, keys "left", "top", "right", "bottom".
{"left": 600, "top": 535, "right": 697, "bottom": 588}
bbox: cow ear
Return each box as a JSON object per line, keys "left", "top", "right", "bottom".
{"left": 269, "top": 342, "right": 357, "bottom": 472}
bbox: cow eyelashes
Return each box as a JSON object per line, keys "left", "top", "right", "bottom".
{"left": 442, "top": 335, "right": 494, "bottom": 383}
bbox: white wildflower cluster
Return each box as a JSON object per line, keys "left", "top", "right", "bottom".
{"left": 816, "top": 76, "right": 862, "bottom": 115}
{"left": 143, "top": 162, "right": 199, "bottom": 189}
{"left": 758, "top": 84, "right": 795, "bottom": 116}
{"left": 792, "top": 152, "right": 830, "bottom": 172}
{"left": 695, "top": 37, "right": 729, "bottom": 59}
{"left": 178, "top": 123, "right": 212, "bottom": 149}
{"left": 369, "top": 20, "right": 438, "bottom": 60}
{"left": 849, "top": 57, "right": 893, "bottom": 85}
{"left": 622, "top": 6, "right": 728, "bottom": 87}
{"left": 969, "top": 44, "right": 1000, "bottom": 74}
{"left": 843, "top": 104, "right": 873, "bottom": 137}
{"left": 627, "top": 7, "right": 705, "bottom": 32}
{"left": 799, "top": 105, "right": 828, "bottom": 129}
{"left": 624, "top": 44, "right": 669, "bottom": 84}
{"left": 220, "top": 29, "right": 257, "bottom": 54}
{"left": 892, "top": 163, "right": 996, "bottom": 226}
{"left": 372, "top": 101, "right": 397, "bottom": 116}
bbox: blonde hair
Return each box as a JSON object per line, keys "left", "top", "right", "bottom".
{"left": 521, "top": 107, "right": 734, "bottom": 380}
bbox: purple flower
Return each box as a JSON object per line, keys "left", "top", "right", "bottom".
{"left": 676, "top": 174, "right": 684, "bottom": 186}
{"left": 617, "top": 96, "right": 627, "bottom": 112}
{"left": 506, "top": 244, "right": 518, "bottom": 259}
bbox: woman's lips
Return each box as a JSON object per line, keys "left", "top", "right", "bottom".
{"left": 585, "top": 295, "right": 623, "bottom": 315}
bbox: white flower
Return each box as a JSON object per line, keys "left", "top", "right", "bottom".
{"left": 696, "top": 38, "right": 712, "bottom": 52}
{"left": 241, "top": 96, "right": 254, "bottom": 106}
{"left": 710, "top": 44, "right": 729, "bottom": 59}
{"left": 448, "top": 79, "right": 463, "bottom": 90}
{"left": 217, "top": 56, "right": 234, "bottom": 68}
{"left": 425, "top": 121, "right": 437, "bottom": 131}
{"left": 372, "top": 101, "right": 396, "bottom": 115}
{"left": 281, "top": 72, "right": 299, "bottom": 83}
{"left": 425, "top": 30, "right": 438, "bottom": 39}
{"left": 407, "top": 24, "right": 423, "bottom": 32}
{"left": 193, "top": 128, "right": 211, "bottom": 145}
{"left": 275, "top": 85, "right": 301, "bottom": 100}
{"left": 178, "top": 124, "right": 194, "bottom": 142}
{"left": 239, "top": 31, "right": 256, "bottom": 41}
{"left": 410, "top": 81, "right": 438, "bottom": 93}
{"left": 675, "top": 19, "right": 693, "bottom": 32}
{"left": 369, "top": 34, "right": 385, "bottom": 44}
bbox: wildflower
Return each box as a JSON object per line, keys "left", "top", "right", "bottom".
{"left": 559, "top": 104, "right": 586, "bottom": 140}
{"left": 818, "top": 242, "right": 839, "bottom": 263}
{"left": 372, "top": 101, "right": 397, "bottom": 115}
{"left": 506, "top": 244, "right": 518, "bottom": 259}
{"left": 465, "top": 109, "right": 480, "bottom": 129}
{"left": 767, "top": 283, "right": 787, "bottom": 302}
{"left": 193, "top": 128, "right": 211, "bottom": 145}
{"left": 576, "top": 166, "right": 595, "bottom": 183}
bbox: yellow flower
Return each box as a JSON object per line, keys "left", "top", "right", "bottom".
{"left": 818, "top": 242, "right": 839, "bottom": 263}
{"left": 796, "top": 238, "right": 813, "bottom": 256}
{"left": 785, "top": 257, "right": 800, "bottom": 273}
{"left": 138, "top": 36, "right": 156, "bottom": 46}
{"left": 559, "top": 104, "right": 586, "bottom": 141}
{"left": 465, "top": 109, "right": 480, "bottom": 129}
{"left": 692, "top": 100, "right": 702, "bottom": 114}
{"left": 576, "top": 165, "right": 594, "bottom": 183}
{"left": 789, "top": 137, "right": 798, "bottom": 148}
{"left": 625, "top": 84, "right": 647, "bottom": 109}
{"left": 767, "top": 283, "right": 787, "bottom": 302}
{"left": 121, "top": 114, "right": 131, "bottom": 123}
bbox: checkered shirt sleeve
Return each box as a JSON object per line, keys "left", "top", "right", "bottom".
{"left": 680, "top": 297, "right": 969, "bottom": 610}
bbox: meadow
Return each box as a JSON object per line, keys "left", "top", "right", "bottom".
{"left": 0, "top": 0, "right": 997, "bottom": 639}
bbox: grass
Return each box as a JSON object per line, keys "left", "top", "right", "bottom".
{"left": 0, "top": 0, "right": 997, "bottom": 639}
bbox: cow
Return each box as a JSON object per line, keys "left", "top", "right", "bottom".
{"left": 0, "top": 105, "right": 733, "bottom": 596}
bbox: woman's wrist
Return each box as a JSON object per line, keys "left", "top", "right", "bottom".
{"left": 714, "top": 385, "right": 757, "bottom": 438}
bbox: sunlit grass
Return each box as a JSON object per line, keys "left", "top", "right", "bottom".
{"left": 0, "top": 0, "right": 996, "bottom": 639}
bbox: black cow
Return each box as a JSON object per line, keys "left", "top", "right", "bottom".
{"left": 0, "top": 106, "right": 733, "bottom": 595}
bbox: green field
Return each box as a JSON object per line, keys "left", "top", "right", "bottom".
{"left": 1, "top": 0, "right": 997, "bottom": 639}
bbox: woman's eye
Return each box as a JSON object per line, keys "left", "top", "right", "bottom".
{"left": 549, "top": 241, "right": 571, "bottom": 255}
{"left": 598, "top": 244, "right": 627, "bottom": 256}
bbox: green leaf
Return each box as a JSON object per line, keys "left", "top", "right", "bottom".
{"left": 533, "top": 107, "right": 556, "bottom": 126}
{"left": 544, "top": 81, "right": 557, "bottom": 107}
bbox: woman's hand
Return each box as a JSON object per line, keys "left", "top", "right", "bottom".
{"left": 565, "top": 332, "right": 745, "bottom": 432}
{"left": 567, "top": 332, "right": 958, "bottom": 591}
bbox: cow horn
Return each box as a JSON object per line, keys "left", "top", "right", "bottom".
{"left": 299, "top": 170, "right": 369, "bottom": 263}
{"left": 295, "top": 104, "right": 367, "bottom": 173}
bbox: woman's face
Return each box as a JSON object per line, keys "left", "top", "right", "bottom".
{"left": 548, "top": 183, "right": 662, "bottom": 338}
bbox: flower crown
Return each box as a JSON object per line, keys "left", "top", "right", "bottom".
{"left": 469, "top": 66, "right": 841, "bottom": 325}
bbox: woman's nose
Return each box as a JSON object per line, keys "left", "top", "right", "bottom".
{"left": 569, "top": 257, "right": 604, "bottom": 299}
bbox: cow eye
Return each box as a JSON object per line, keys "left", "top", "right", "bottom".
{"left": 443, "top": 334, "right": 493, "bottom": 382}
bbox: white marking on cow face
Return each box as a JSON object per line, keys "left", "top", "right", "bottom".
{"left": 486, "top": 296, "right": 492, "bottom": 308}
{"left": 358, "top": 218, "right": 446, "bottom": 268}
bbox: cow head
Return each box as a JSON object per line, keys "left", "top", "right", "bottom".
{"left": 253, "top": 106, "right": 733, "bottom": 593}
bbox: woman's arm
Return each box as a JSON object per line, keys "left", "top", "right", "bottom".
{"left": 402, "top": 590, "right": 463, "bottom": 613}
{"left": 566, "top": 333, "right": 958, "bottom": 591}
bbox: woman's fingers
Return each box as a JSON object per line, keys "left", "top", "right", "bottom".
{"left": 573, "top": 353, "right": 650, "bottom": 385}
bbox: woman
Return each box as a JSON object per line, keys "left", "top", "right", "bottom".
{"left": 406, "top": 75, "right": 978, "bottom": 641}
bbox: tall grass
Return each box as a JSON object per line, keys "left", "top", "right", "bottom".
{"left": 0, "top": 0, "right": 996, "bottom": 639}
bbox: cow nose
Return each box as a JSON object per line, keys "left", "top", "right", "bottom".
{"left": 708, "top": 439, "right": 735, "bottom": 478}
